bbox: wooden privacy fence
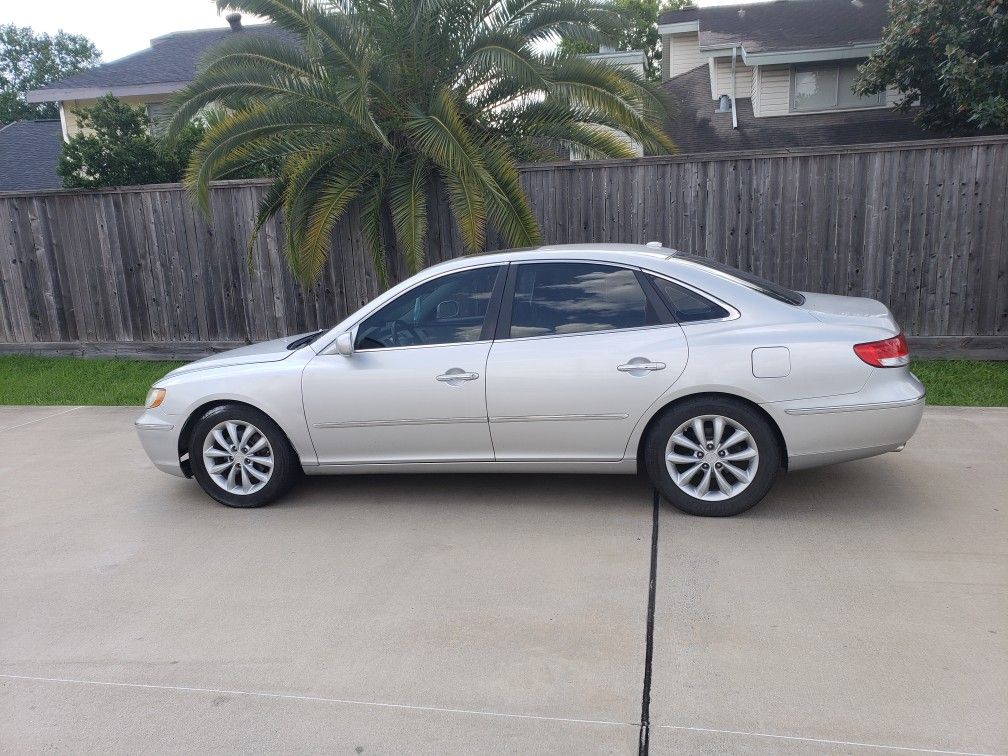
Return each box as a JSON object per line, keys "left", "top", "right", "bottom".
{"left": 0, "top": 134, "right": 1006, "bottom": 359}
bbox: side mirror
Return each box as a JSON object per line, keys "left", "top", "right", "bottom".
{"left": 335, "top": 331, "right": 354, "bottom": 357}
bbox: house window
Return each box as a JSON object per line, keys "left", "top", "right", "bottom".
{"left": 790, "top": 61, "right": 882, "bottom": 112}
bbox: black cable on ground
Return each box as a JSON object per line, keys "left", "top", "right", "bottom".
{"left": 639, "top": 489, "right": 660, "bottom": 755}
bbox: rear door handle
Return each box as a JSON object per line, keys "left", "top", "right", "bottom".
{"left": 617, "top": 361, "right": 666, "bottom": 372}
{"left": 436, "top": 370, "right": 480, "bottom": 382}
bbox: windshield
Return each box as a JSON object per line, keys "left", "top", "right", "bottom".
{"left": 675, "top": 254, "right": 806, "bottom": 306}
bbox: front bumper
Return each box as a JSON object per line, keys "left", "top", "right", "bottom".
{"left": 135, "top": 411, "right": 185, "bottom": 477}
{"left": 770, "top": 371, "right": 926, "bottom": 471}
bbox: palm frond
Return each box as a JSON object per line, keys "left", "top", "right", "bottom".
{"left": 387, "top": 158, "right": 432, "bottom": 273}
{"left": 440, "top": 169, "right": 487, "bottom": 251}
{"left": 165, "top": 0, "right": 676, "bottom": 284}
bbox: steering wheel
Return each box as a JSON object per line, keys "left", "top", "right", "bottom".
{"left": 390, "top": 318, "right": 422, "bottom": 346}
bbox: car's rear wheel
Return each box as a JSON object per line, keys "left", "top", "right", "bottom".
{"left": 644, "top": 397, "right": 781, "bottom": 517}
{"left": 189, "top": 404, "right": 299, "bottom": 508}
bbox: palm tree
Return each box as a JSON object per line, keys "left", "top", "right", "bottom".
{"left": 164, "top": 0, "right": 675, "bottom": 284}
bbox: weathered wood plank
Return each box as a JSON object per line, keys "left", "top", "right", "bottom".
{"left": 0, "top": 136, "right": 1006, "bottom": 356}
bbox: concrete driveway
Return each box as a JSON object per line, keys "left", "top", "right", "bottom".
{"left": 1, "top": 406, "right": 1005, "bottom": 755}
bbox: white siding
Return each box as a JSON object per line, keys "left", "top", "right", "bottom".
{"left": 754, "top": 64, "right": 791, "bottom": 116}
{"left": 665, "top": 32, "right": 706, "bottom": 80}
{"left": 751, "top": 65, "right": 760, "bottom": 116}
{"left": 710, "top": 56, "right": 753, "bottom": 101}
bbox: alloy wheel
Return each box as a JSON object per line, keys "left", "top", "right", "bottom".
{"left": 202, "top": 420, "right": 274, "bottom": 495}
{"left": 664, "top": 414, "right": 760, "bottom": 501}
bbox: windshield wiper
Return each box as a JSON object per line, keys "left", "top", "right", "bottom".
{"left": 286, "top": 330, "right": 326, "bottom": 350}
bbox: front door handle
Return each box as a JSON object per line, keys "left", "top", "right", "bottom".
{"left": 436, "top": 369, "right": 480, "bottom": 383}
{"left": 617, "top": 360, "right": 666, "bottom": 373}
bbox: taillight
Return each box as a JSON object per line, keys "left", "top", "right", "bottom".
{"left": 853, "top": 333, "right": 909, "bottom": 367}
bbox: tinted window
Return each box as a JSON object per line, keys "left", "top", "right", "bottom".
{"left": 676, "top": 255, "right": 806, "bottom": 306}
{"left": 356, "top": 266, "right": 501, "bottom": 349}
{"left": 509, "top": 263, "right": 659, "bottom": 338}
{"left": 648, "top": 276, "right": 730, "bottom": 323}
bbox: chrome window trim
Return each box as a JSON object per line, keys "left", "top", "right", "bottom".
{"left": 324, "top": 337, "right": 494, "bottom": 356}
{"left": 641, "top": 268, "right": 741, "bottom": 324}
{"left": 494, "top": 321, "right": 680, "bottom": 345}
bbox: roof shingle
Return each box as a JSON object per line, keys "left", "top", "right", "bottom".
{"left": 28, "top": 24, "right": 292, "bottom": 101}
{"left": 660, "top": 0, "right": 889, "bottom": 54}
{"left": 0, "top": 120, "right": 63, "bottom": 192}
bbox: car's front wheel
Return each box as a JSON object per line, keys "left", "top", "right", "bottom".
{"left": 644, "top": 397, "right": 781, "bottom": 517}
{"left": 189, "top": 404, "right": 299, "bottom": 508}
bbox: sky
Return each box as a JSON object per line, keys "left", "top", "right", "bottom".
{"left": 5, "top": 0, "right": 767, "bottom": 63}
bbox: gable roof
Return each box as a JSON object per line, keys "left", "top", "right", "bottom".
{"left": 0, "top": 120, "right": 63, "bottom": 192}
{"left": 662, "top": 64, "right": 939, "bottom": 154}
{"left": 660, "top": 0, "right": 888, "bottom": 59}
{"left": 27, "top": 23, "right": 292, "bottom": 103}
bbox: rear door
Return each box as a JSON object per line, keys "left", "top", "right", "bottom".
{"left": 485, "top": 261, "right": 688, "bottom": 462}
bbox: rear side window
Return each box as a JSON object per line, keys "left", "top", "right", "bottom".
{"left": 648, "top": 276, "right": 730, "bottom": 323}
{"left": 509, "top": 263, "right": 660, "bottom": 338}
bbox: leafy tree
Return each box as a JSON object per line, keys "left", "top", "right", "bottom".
{"left": 0, "top": 24, "right": 101, "bottom": 124}
{"left": 563, "top": 0, "right": 691, "bottom": 81}
{"left": 854, "top": 0, "right": 1008, "bottom": 131}
{"left": 58, "top": 95, "right": 204, "bottom": 188}
{"left": 164, "top": 0, "right": 675, "bottom": 285}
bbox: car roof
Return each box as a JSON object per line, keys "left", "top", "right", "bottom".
{"left": 425, "top": 243, "right": 678, "bottom": 272}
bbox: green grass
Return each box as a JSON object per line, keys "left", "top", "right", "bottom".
{"left": 0, "top": 355, "right": 1005, "bottom": 407}
{"left": 0, "top": 355, "right": 185, "bottom": 406}
{"left": 910, "top": 359, "right": 1008, "bottom": 407}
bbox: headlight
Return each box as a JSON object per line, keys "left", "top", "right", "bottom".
{"left": 145, "top": 388, "right": 166, "bottom": 408}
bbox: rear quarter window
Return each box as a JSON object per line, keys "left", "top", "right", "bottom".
{"left": 648, "top": 276, "right": 730, "bottom": 323}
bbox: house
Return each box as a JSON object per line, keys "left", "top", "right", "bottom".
{"left": 0, "top": 13, "right": 284, "bottom": 192}
{"left": 658, "top": 0, "right": 936, "bottom": 152}
{"left": 578, "top": 48, "right": 649, "bottom": 159}
{"left": 26, "top": 13, "right": 284, "bottom": 142}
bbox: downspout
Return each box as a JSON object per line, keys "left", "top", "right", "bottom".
{"left": 731, "top": 45, "right": 738, "bottom": 129}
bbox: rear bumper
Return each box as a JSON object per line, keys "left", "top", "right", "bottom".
{"left": 135, "top": 412, "right": 185, "bottom": 477}
{"left": 769, "top": 371, "right": 925, "bottom": 471}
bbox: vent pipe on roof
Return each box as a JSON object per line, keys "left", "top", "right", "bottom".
{"left": 226, "top": 12, "right": 243, "bottom": 31}
{"left": 730, "top": 45, "right": 738, "bottom": 129}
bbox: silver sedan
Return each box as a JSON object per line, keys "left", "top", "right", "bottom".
{"left": 136, "top": 244, "right": 924, "bottom": 516}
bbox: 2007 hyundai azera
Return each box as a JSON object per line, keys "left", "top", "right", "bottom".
{"left": 136, "top": 244, "right": 925, "bottom": 516}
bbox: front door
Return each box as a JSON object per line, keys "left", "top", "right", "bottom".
{"left": 302, "top": 264, "right": 505, "bottom": 465}
{"left": 486, "top": 262, "right": 688, "bottom": 461}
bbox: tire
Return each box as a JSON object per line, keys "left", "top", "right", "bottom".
{"left": 188, "top": 403, "right": 300, "bottom": 508}
{"left": 644, "top": 397, "right": 781, "bottom": 517}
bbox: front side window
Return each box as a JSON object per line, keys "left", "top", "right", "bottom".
{"left": 355, "top": 265, "right": 501, "bottom": 349}
{"left": 508, "top": 263, "right": 659, "bottom": 338}
{"left": 791, "top": 61, "right": 882, "bottom": 112}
